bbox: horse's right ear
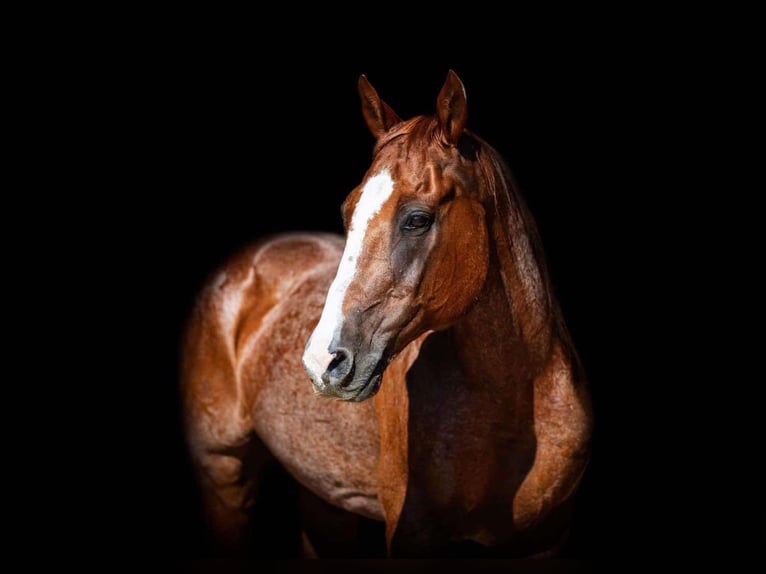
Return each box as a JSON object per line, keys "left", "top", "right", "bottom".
{"left": 436, "top": 70, "right": 467, "bottom": 146}
{"left": 358, "top": 75, "right": 401, "bottom": 139}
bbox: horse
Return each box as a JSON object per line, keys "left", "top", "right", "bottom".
{"left": 181, "top": 70, "right": 593, "bottom": 558}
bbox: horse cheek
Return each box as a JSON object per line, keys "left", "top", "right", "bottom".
{"left": 453, "top": 200, "right": 489, "bottom": 311}
{"left": 424, "top": 199, "right": 489, "bottom": 329}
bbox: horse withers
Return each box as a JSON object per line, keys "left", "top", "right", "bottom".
{"left": 181, "top": 71, "right": 593, "bottom": 558}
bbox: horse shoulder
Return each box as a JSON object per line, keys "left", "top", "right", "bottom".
{"left": 512, "top": 337, "right": 593, "bottom": 528}
{"left": 534, "top": 337, "right": 593, "bottom": 462}
{"left": 181, "top": 232, "right": 344, "bottom": 454}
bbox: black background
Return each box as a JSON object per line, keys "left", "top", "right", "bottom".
{"left": 94, "top": 24, "right": 750, "bottom": 561}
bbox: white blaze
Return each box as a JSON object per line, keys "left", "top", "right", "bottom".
{"left": 303, "top": 169, "right": 395, "bottom": 385}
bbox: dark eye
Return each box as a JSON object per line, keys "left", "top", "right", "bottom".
{"left": 401, "top": 211, "right": 433, "bottom": 234}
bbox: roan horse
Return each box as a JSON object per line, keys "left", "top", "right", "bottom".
{"left": 181, "top": 71, "right": 592, "bottom": 558}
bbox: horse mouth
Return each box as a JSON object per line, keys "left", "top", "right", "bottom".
{"left": 346, "top": 353, "right": 389, "bottom": 401}
{"left": 349, "top": 372, "right": 383, "bottom": 402}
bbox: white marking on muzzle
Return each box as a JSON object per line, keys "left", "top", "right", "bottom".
{"left": 303, "top": 169, "right": 395, "bottom": 386}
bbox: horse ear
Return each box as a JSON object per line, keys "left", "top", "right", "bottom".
{"left": 436, "top": 70, "right": 467, "bottom": 145}
{"left": 358, "top": 75, "right": 402, "bottom": 139}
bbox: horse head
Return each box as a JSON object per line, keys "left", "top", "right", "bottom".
{"left": 303, "top": 71, "right": 494, "bottom": 401}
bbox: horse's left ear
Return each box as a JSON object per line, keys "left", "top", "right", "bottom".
{"left": 436, "top": 70, "right": 468, "bottom": 145}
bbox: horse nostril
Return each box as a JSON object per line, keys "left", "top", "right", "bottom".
{"left": 321, "top": 347, "right": 355, "bottom": 388}
{"left": 327, "top": 351, "right": 347, "bottom": 374}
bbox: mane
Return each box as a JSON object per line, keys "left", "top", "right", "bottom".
{"left": 379, "top": 116, "right": 567, "bottom": 362}
{"left": 475, "top": 134, "right": 564, "bottom": 360}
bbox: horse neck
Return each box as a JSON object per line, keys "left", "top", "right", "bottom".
{"left": 450, "top": 187, "right": 557, "bottom": 391}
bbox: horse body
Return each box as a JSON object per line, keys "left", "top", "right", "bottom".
{"left": 182, "top": 233, "right": 385, "bottom": 525}
{"left": 181, "top": 72, "right": 592, "bottom": 557}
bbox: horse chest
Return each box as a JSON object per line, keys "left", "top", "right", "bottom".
{"left": 250, "top": 367, "right": 385, "bottom": 521}
{"left": 406, "top": 383, "right": 542, "bottom": 538}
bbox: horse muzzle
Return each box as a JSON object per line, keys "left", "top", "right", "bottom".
{"left": 306, "top": 345, "right": 388, "bottom": 402}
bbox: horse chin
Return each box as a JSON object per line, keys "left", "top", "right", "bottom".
{"left": 348, "top": 372, "right": 383, "bottom": 402}
{"left": 347, "top": 351, "right": 390, "bottom": 401}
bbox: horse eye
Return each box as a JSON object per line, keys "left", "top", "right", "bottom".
{"left": 402, "top": 212, "right": 433, "bottom": 233}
